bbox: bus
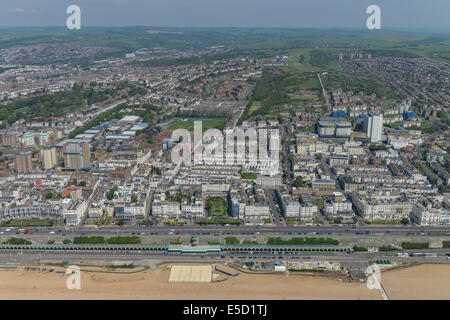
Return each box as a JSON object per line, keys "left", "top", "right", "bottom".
{"left": 19, "top": 228, "right": 29, "bottom": 234}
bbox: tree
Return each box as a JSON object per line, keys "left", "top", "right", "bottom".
{"left": 150, "top": 166, "right": 161, "bottom": 175}
{"left": 401, "top": 217, "right": 410, "bottom": 225}
{"left": 117, "top": 219, "right": 125, "bottom": 226}
{"left": 315, "top": 154, "right": 323, "bottom": 160}
{"left": 107, "top": 185, "right": 118, "bottom": 200}
{"left": 294, "top": 176, "right": 306, "bottom": 188}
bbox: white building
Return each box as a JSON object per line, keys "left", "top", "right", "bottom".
{"left": 324, "top": 200, "right": 353, "bottom": 217}
{"left": 255, "top": 175, "right": 282, "bottom": 187}
{"left": 351, "top": 195, "right": 412, "bottom": 221}
{"left": 41, "top": 146, "right": 57, "bottom": 170}
{"left": 410, "top": 204, "right": 450, "bottom": 226}
{"left": 299, "top": 203, "right": 317, "bottom": 219}
{"left": 0, "top": 205, "right": 62, "bottom": 221}
{"left": 22, "top": 133, "right": 35, "bottom": 147}
{"left": 152, "top": 200, "right": 181, "bottom": 220}
{"left": 64, "top": 199, "right": 88, "bottom": 226}
{"left": 244, "top": 205, "right": 270, "bottom": 221}
{"left": 285, "top": 201, "right": 301, "bottom": 218}
{"left": 362, "top": 113, "right": 383, "bottom": 143}
{"left": 181, "top": 198, "right": 204, "bottom": 218}
{"left": 317, "top": 119, "right": 352, "bottom": 138}
{"left": 88, "top": 207, "right": 103, "bottom": 219}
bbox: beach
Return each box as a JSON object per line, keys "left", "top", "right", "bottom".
{"left": 381, "top": 264, "right": 450, "bottom": 300}
{"left": 0, "top": 263, "right": 447, "bottom": 300}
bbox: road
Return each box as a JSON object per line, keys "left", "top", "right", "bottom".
{"left": 3, "top": 224, "right": 450, "bottom": 238}
{"left": 265, "top": 189, "right": 283, "bottom": 226}
{"left": 281, "top": 124, "right": 293, "bottom": 186}
{"left": 0, "top": 249, "right": 448, "bottom": 268}
{"left": 67, "top": 99, "right": 127, "bottom": 135}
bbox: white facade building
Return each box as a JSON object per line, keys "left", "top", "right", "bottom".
{"left": 363, "top": 113, "right": 383, "bottom": 143}
{"left": 64, "top": 199, "right": 88, "bottom": 226}
{"left": 325, "top": 200, "right": 353, "bottom": 217}
{"left": 299, "top": 203, "right": 317, "bottom": 219}
{"left": 411, "top": 204, "right": 450, "bottom": 226}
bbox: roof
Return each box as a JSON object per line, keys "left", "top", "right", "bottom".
{"left": 120, "top": 115, "right": 140, "bottom": 122}
{"left": 314, "top": 179, "right": 334, "bottom": 183}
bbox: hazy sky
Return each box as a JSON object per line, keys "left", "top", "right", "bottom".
{"left": 0, "top": 0, "right": 449, "bottom": 29}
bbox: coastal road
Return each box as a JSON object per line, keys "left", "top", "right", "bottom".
{"left": 0, "top": 249, "right": 448, "bottom": 266}
{"left": 3, "top": 225, "right": 450, "bottom": 238}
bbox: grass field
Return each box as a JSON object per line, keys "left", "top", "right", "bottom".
{"left": 248, "top": 101, "right": 261, "bottom": 113}
{"left": 286, "top": 48, "right": 341, "bottom": 72}
{"left": 1, "top": 220, "right": 53, "bottom": 227}
{"left": 239, "top": 35, "right": 449, "bottom": 123}
{"left": 168, "top": 118, "right": 227, "bottom": 131}
{"left": 98, "top": 216, "right": 112, "bottom": 225}
{"left": 206, "top": 197, "right": 227, "bottom": 217}
{"left": 240, "top": 172, "right": 257, "bottom": 180}
{"left": 240, "top": 67, "right": 324, "bottom": 121}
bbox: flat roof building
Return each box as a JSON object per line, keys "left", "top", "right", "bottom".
{"left": 15, "top": 151, "right": 33, "bottom": 173}
{"left": 317, "top": 118, "right": 352, "bottom": 138}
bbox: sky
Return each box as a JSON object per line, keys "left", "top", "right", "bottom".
{"left": 0, "top": 0, "right": 449, "bottom": 30}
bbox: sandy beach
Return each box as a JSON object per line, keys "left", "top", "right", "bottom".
{"left": 0, "top": 263, "right": 447, "bottom": 300}
{"left": 381, "top": 264, "right": 450, "bottom": 300}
